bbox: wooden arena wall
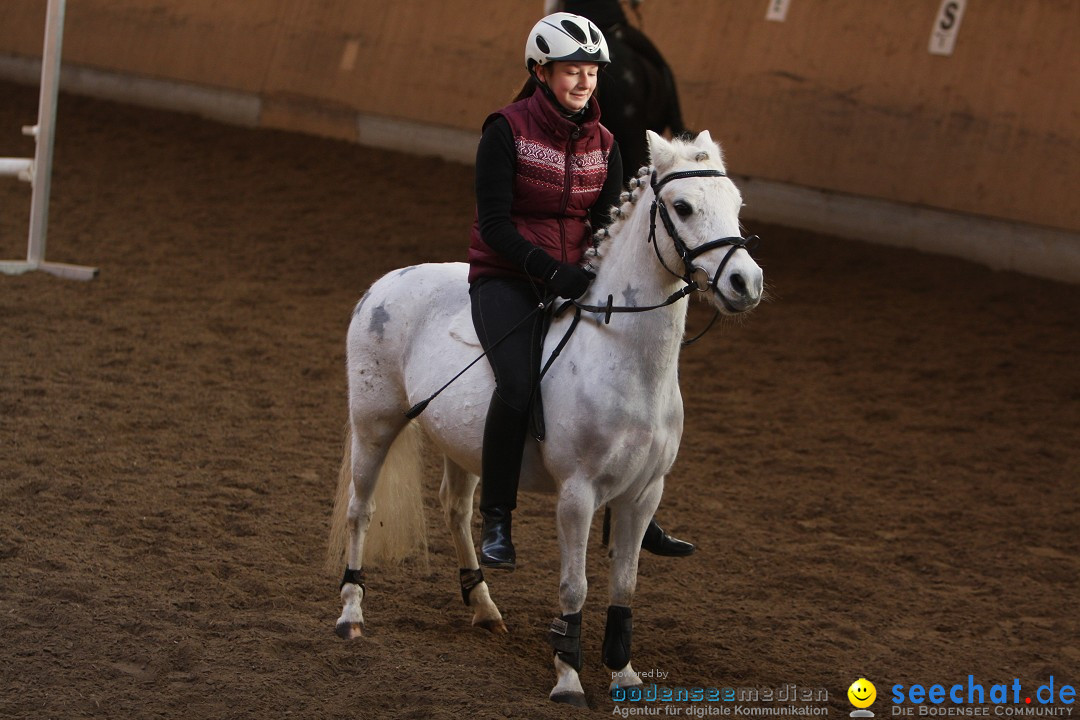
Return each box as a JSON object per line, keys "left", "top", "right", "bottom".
{"left": 1, "top": 1, "right": 1077, "bottom": 276}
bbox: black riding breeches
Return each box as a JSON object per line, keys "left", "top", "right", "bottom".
{"left": 469, "top": 277, "right": 545, "bottom": 412}
{"left": 469, "top": 276, "right": 546, "bottom": 511}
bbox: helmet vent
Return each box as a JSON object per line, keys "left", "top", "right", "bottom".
{"left": 589, "top": 27, "right": 601, "bottom": 44}
{"left": 561, "top": 19, "right": 588, "bottom": 44}
{"left": 535, "top": 34, "right": 550, "bottom": 54}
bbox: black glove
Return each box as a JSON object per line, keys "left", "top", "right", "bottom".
{"left": 547, "top": 263, "right": 596, "bottom": 300}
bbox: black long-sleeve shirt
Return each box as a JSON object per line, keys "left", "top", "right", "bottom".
{"left": 474, "top": 115, "right": 623, "bottom": 278}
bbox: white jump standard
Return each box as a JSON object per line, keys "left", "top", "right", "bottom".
{"left": 1, "top": 0, "right": 97, "bottom": 281}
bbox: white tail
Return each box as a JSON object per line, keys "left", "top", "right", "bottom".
{"left": 326, "top": 422, "right": 428, "bottom": 573}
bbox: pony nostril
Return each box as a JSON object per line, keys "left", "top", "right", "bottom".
{"left": 729, "top": 272, "right": 747, "bottom": 296}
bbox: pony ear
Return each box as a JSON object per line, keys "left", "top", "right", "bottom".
{"left": 691, "top": 129, "right": 724, "bottom": 166}
{"left": 646, "top": 130, "right": 676, "bottom": 171}
{"left": 693, "top": 129, "right": 714, "bottom": 149}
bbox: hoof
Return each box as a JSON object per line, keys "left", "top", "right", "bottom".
{"left": 334, "top": 622, "right": 364, "bottom": 640}
{"left": 474, "top": 618, "right": 508, "bottom": 634}
{"left": 550, "top": 691, "right": 588, "bottom": 708}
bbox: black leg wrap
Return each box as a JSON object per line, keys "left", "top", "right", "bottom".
{"left": 602, "top": 605, "right": 633, "bottom": 671}
{"left": 340, "top": 567, "right": 366, "bottom": 592}
{"left": 548, "top": 611, "right": 583, "bottom": 672}
{"left": 459, "top": 568, "right": 485, "bottom": 606}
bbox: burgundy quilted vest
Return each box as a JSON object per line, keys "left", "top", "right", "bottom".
{"left": 468, "top": 90, "right": 613, "bottom": 282}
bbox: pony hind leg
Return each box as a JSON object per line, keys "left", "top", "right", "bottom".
{"left": 437, "top": 457, "right": 505, "bottom": 633}
{"left": 329, "top": 417, "right": 418, "bottom": 639}
{"left": 603, "top": 481, "right": 663, "bottom": 692}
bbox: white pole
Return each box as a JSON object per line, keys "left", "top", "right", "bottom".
{"left": 0, "top": 158, "right": 33, "bottom": 180}
{"left": 1, "top": 0, "right": 98, "bottom": 281}
{"left": 26, "top": 0, "right": 65, "bottom": 266}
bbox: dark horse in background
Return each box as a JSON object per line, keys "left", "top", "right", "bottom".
{"left": 557, "top": 0, "right": 689, "bottom": 183}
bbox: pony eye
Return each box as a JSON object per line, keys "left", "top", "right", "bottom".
{"left": 673, "top": 200, "right": 693, "bottom": 218}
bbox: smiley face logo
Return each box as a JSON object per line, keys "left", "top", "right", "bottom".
{"left": 848, "top": 678, "right": 877, "bottom": 709}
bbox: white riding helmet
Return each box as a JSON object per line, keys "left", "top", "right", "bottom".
{"left": 525, "top": 12, "right": 610, "bottom": 71}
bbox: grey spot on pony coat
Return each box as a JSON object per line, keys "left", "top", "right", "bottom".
{"left": 352, "top": 292, "right": 370, "bottom": 318}
{"left": 369, "top": 302, "right": 391, "bottom": 339}
{"left": 396, "top": 266, "right": 419, "bottom": 277}
{"left": 621, "top": 284, "right": 640, "bottom": 307}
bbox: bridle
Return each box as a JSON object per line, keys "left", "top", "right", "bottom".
{"left": 571, "top": 167, "right": 759, "bottom": 344}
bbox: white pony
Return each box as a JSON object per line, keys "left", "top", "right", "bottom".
{"left": 328, "top": 130, "right": 763, "bottom": 707}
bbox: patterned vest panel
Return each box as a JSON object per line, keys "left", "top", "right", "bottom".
{"left": 468, "top": 91, "right": 613, "bottom": 282}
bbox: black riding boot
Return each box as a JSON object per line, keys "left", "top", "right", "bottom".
{"left": 641, "top": 517, "right": 695, "bottom": 557}
{"left": 480, "top": 507, "right": 515, "bottom": 570}
{"left": 479, "top": 391, "right": 529, "bottom": 570}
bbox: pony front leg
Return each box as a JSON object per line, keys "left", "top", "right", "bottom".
{"left": 437, "top": 457, "right": 505, "bottom": 633}
{"left": 548, "top": 484, "right": 597, "bottom": 708}
{"left": 605, "top": 481, "right": 663, "bottom": 693}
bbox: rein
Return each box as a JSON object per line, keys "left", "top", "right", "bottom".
{"left": 572, "top": 168, "right": 759, "bottom": 346}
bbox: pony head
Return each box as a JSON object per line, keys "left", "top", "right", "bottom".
{"left": 642, "top": 130, "right": 763, "bottom": 315}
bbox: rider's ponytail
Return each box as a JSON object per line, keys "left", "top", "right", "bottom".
{"left": 511, "top": 75, "right": 541, "bottom": 103}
